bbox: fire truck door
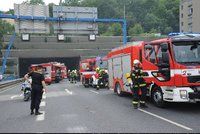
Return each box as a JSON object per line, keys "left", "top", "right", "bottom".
{"left": 113, "top": 57, "right": 123, "bottom": 82}
{"left": 144, "top": 43, "right": 171, "bottom": 82}
{"left": 122, "top": 55, "right": 132, "bottom": 92}
{"left": 108, "top": 59, "right": 113, "bottom": 88}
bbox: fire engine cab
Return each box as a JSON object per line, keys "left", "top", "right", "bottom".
{"left": 80, "top": 57, "right": 108, "bottom": 88}
{"left": 30, "top": 62, "right": 67, "bottom": 84}
{"left": 107, "top": 33, "right": 200, "bottom": 107}
{"left": 80, "top": 58, "right": 97, "bottom": 88}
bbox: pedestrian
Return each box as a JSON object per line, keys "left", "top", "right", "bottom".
{"left": 130, "top": 59, "right": 148, "bottom": 109}
{"left": 24, "top": 65, "right": 47, "bottom": 115}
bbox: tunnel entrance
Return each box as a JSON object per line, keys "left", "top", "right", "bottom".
{"left": 19, "top": 57, "right": 80, "bottom": 77}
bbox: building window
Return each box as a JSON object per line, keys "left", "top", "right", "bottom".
{"left": 181, "top": 22, "right": 184, "bottom": 26}
{"left": 181, "top": 5, "right": 183, "bottom": 10}
{"left": 188, "top": 16, "right": 192, "bottom": 23}
{"left": 181, "top": 14, "right": 183, "bottom": 18}
{"left": 188, "top": 8, "right": 193, "bottom": 15}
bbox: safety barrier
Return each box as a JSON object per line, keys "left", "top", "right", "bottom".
{"left": 0, "top": 78, "right": 23, "bottom": 91}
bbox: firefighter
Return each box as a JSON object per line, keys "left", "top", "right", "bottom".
{"left": 67, "top": 70, "right": 71, "bottom": 81}
{"left": 130, "top": 59, "right": 148, "bottom": 109}
{"left": 96, "top": 68, "right": 108, "bottom": 90}
{"left": 70, "top": 70, "right": 77, "bottom": 83}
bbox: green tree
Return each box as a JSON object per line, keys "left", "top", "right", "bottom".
{"left": 128, "top": 23, "right": 144, "bottom": 35}
{"left": 62, "top": 0, "right": 81, "bottom": 6}
{"left": 110, "top": 23, "right": 122, "bottom": 36}
{"left": 5, "top": 9, "right": 14, "bottom": 15}
{"left": 143, "top": 13, "right": 161, "bottom": 33}
{"left": 29, "top": 0, "right": 44, "bottom": 5}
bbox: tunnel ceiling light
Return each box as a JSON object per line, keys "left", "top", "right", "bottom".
{"left": 89, "top": 34, "right": 96, "bottom": 41}
{"left": 21, "top": 33, "right": 30, "bottom": 41}
{"left": 57, "top": 34, "right": 65, "bottom": 41}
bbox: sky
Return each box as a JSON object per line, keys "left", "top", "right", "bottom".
{"left": 0, "top": 0, "right": 60, "bottom": 11}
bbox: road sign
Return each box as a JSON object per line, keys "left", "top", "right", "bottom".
{"left": 53, "top": 6, "right": 98, "bottom": 35}
{"left": 14, "top": 4, "right": 50, "bottom": 34}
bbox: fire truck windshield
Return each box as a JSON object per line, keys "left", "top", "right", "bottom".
{"left": 96, "top": 60, "right": 108, "bottom": 69}
{"left": 173, "top": 41, "right": 200, "bottom": 64}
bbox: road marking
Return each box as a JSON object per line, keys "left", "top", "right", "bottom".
{"left": 42, "top": 95, "right": 46, "bottom": 99}
{"left": 0, "top": 84, "right": 21, "bottom": 94}
{"left": 36, "top": 111, "right": 45, "bottom": 121}
{"left": 89, "top": 90, "right": 99, "bottom": 94}
{"left": 10, "top": 93, "right": 23, "bottom": 99}
{"left": 10, "top": 95, "right": 18, "bottom": 99}
{"left": 40, "top": 101, "right": 46, "bottom": 107}
{"left": 138, "top": 108, "right": 193, "bottom": 131}
{"left": 42, "top": 92, "right": 46, "bottom": 99}
{"left": 65, "top": 89, "right": 73, "bottom": 95}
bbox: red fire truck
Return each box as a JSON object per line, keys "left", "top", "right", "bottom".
{"left": 80, "top": 58, "right": 97, "bottom": 88}
{"left": 30, "top": 62, "right": 67, "bottom": 84}
{"left": 107, "top": 33, "right": 200, "bottom": 107}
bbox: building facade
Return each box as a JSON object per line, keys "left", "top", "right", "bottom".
{"left": 180, "top": 0, "right": 200, "bottom": 33}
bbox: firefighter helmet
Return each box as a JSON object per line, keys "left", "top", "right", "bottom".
{"left": 96, "top": 67, "right": 100, "bottom": 72}
{"left": 133, "top": 59, "right": 140, "bottom": 65}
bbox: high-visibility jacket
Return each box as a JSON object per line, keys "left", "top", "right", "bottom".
{"left": 130, "top": 66, "right": 146, "bottom": 88}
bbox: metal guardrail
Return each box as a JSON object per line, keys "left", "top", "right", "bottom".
{"left": 0, "top": 78, "right": 23, "bottom": 90}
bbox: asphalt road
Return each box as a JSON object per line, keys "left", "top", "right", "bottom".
{"left": 0, "top": 80, "right": 200, "bottom": 133}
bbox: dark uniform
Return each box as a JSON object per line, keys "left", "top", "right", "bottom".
{"left": 70, "top": 70, "right": 77, "bottom": 83}
{"left": 130, "top": 66, "right": 148, "bottom": 108}
{"left": 28, "top": 71, "right": 45, "bottom": 114}
{"left": 96, "top": 69, "right": 108, "bottom": 90}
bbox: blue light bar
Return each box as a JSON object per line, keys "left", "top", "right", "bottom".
{"left": 168, "top": 32, "right": 200, "bottom": 37}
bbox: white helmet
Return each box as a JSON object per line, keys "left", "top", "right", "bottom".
{"left": 133, "top": 59, "right": 140, "bottom": 65}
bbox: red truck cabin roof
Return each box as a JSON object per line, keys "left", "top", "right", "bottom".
{"left": 107, "top": 41, "right": 145, "bottom": 58}
{"left": 80, "top": 58, "right": 96, "bottom": 64}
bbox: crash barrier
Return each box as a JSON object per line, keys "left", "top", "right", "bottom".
{"left": 0, "top": 78, "right": 23, "bottom": 91}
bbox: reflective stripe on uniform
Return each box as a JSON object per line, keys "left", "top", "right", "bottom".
{"left": 133, "top": 83, "right": 146, "bottom": 88}
{"left": 132, "top": 101, "right": 139, "bottom": 104}
{"left": 140, "top": 84, "right": 146, "bottom": 87}
{"left": 140, "top": 101, "right": 145, "bottom": 104}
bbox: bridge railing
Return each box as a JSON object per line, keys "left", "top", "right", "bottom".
{"left": 0, "top": 78, "right": 23, "bottom": 91}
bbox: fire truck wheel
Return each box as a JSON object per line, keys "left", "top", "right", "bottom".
{"left": 115, "top": 83, "right": 123, "bottom": 96}
{"left": 151, "top": 86, "right": 165, "bottom": 108}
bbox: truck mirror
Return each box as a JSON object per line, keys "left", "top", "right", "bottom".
{"left": 145, "top": 44, "right": 153, "bottom": 50}
{"left": 162, "top": 52, "right": 169, "bottom": 65}
{"left": 161, "top": 43, "right": 168, "bottom": 52}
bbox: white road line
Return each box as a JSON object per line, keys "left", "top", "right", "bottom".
{"left": 42, "top": 95, "right": 46, "bottom": 99}
{"left": 0, "top": 84, "right": 21, "bottom": 94}
{"left": 138, "top": 108, "right": 193, "bottom": 131}
{"left": 10, "top": 93, "right": 24, "bottom": 99}
{"left": 40, "top": 101, "right": 46, "bottom": 107}
{"left": 36, "top": 111, "right": 45, "bottom": 121}
{"left": 10, "top": 95, "right": 18, "bottom": 99}
{"left": 42, "top": 92, "right": 46, "bottom": 99}
{"left": 65, "top": 89, "right": 73, "bottom": 95}
{"left": 89, "top": 90, "right": 99, "bottom": 94}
